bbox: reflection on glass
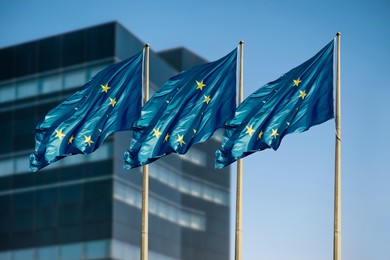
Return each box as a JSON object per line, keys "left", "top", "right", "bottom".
{"left": 60, "top": 243, "right": 82, "bottom": 260}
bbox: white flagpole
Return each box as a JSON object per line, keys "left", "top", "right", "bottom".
{"left": 235, "top": 40, "right": 244, "bottom": 260}
{"left": 141, "top": 44, "right": 150, "bottom": 260}
{"left": 333, "top": 32, "right": 342, "bottom": 260}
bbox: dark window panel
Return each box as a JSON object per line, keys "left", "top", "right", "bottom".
{"left": 35, "top": 207, "right": 57, "bottom": 229}
{"left": 11, "top": 231, "right": 34, "bottom": 249}
{"left": 0, "top": 175, "right": 12, "bottom": 191}
{"left": 34, "top": 228, "right": 57, "bottom": 247}
{"left": 62, "top": 30, "right": 86, "bottom": 66}
{"left": 38, "top": 36, "right": 61, "bottom": 72}
{"left": 83, "top": 222, "right": 111, "bottom": 240}
{"left": 57, "top": 225, "right": 81, "bottom": 244}
{"left": 12, "top": 188, "right": 34, "bottom": 207}
{"left": 0, "top": 212, "right": 11, "bottom": 233}
{"left": 0, "top": 46, "right": 14, "bottom": 81}
{"left": 58, "top": 184, "right": 83, "bottom": 204}
{"left": 12, "top": 209, "right": 34, "bottom": 232}
{"left": 36, "top": 188, "right": 57, "bottom": 207}
{"left": 83, "top": 160, "right": 112, "bottom": 178}
{"left": 0, "top": 195, "right": 10, "bottom": 214}
{"left": 12, "top": 173, "right": 35, "bottom": 189}
{"left": 84, "top": 179, "right": 112, "bottom": 202}
{"left": 34, "top": 169, "right": 58, "bottom": 185}
{"left": 0, "top": 233, "right": 10, "bottom": 250}
{"left": 59, "top": 204, "right": 82, "bottom": 225}
{"left": 15, "top": 42, "right": 37, "bottom": 77}
{"left": 86, "top": 23, "right": 114, "bottom": 61}
{"left": 83, "top": 200, "right": 111, "bottom": 223}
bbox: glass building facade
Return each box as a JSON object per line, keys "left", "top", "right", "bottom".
{"left": 0, "top": 22, "right": 230, "bottom": 260}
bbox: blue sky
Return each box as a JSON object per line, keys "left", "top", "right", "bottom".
{"left": 1, "top": 0, "right": 389, "bottom": 259}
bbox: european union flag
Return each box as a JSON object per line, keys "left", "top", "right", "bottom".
{"left": 124, "top": 49, "right": 237, "bottom": 168}
{"left": 215, "top": 40, "right": 334, "bottom": 168}
{"left": 30, "top": 51, "right": 143, "bottom": 172}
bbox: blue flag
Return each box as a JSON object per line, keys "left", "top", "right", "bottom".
{"left": 124, "top": 49, "right": 237, "bottom": 169}
{"left": 215, "top": 40, "right": 334, "bottom": 169}
{"left": 30, "top": 51, "right": 143, "bottom": 172}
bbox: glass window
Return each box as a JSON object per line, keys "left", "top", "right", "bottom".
{"left": 0, "top": 158, "right": 13, "bottom": 177}
{"left": 13, "top": 248, "right": 34, "bottom": 260}
{"left": 178, "top": 211, "right": 190, "bottom": 227}
{"left": 0, "top": 251, "right": 11, "bottom": 260}
{"left": 39, "top": 36, "right": 61, "bottom": 72}
{"left": 58, "top": 184, "right": 82, "bottom": 204}
{"left": 0, "top": 47, "right": 13, "bottom": 81}
{"left": 125, "top": 187, "right": 136, "bottom": 206}
{"left": 85, "top": 240, "right": 109, "bottom": 259}
{"left": 15, "top": 42, "right": 37, "bottom": 77}
{"left": 14, "top": 155, "right": 29, "bottom": 174}
{"left": 63, "top": 69, "right": 86, "bottom": 89}
{"left": 17, "top": 80, "right": 38, "bottom": 99}
{"left": 62, "top": 30, "right": 85, "bottom": 67}
{"left": 182, "top": 148, "right": 206, "bottom": 165}
{"left": 203, "top": 185, "right": 214, "bottom": 201}
{"left": 35, "top": 207, "right": 57, "bottom": 229}
{"left": 41, "top": 75, "right": 62, "bottom": 94}
{"left": 190, "top": 181, "right": 202, "bottom": 197}
{"left": 0, "top": 85, "right": 15, "bottom": 103}
{"left": 60, "top": 243, "right": 82, "bottom": 260}
{"left": 86, "top": 23, "right": 114, "bottom": 61}
{"left": 114, "top": 182, "right": 125, "bottom": 201}
{"left": 179, "top": 178, "right": 190, "bottom": 193}
{"left": 37, "top": 246, "right": 58, "bottom": 260}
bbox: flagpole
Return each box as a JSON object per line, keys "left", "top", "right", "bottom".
{"left": 141, "top": 44, "right": 150, "bottom": 260}
{"left": 235, "top": 40, "right": 244, "bottom": 260}
{"left": 333, "top": 32, "right": 342, "bottom": 260}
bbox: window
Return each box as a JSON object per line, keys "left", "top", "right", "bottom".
{"left": 60, "top": 243, "right": 82, "bottom": 260}
{"left": 17, "top": 79, "right": 38, "bottom": 99}
{"left": 0, "top": 85, "right": 15, "bottom": 103}
{"left": 85, "top": 240, "right": 109, "bottom": 259}
{"left": 37, "top": 246, "right": 58, "bottom": 260}
{"left": 63, "top": 69, "right": 86, "bottom": 89}
{"left": 41, "top": 75, "right": 62, "bottom": 94}
{"left": 13, "top": 249, "right": 34, "bottom": 260}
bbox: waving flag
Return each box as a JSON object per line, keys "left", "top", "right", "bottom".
{"left": 216, "top": 41, "right": 334, "bottom": 168}
{"left": 124, "top": 49, "right": 237, "bottom": 169}
{"left": 30, "top": 51, "right": 143, "bottom": 171}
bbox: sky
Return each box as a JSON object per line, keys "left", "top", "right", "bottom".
{"left": 1, "top": 0, "right": 389, "bottom": 259}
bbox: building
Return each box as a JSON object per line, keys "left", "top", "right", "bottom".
{"left": 0, "top": 22, "right": 230, "bottom": 260}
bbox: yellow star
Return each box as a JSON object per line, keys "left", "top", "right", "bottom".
{"left": 177, "top": 134, "right": 186, "bottom": 146}
{"left": 271, "top": 129, "right": 279, "bottom": 139}
{"left": 286, "top": 122, "right": 290, "bottom": 129}
{"left": 192, "top": 129, "right": 197, "bottom": 138}
{"left": 164, "top": 133, "right": 170, "bottom": 142}
{"left": 299, "top": 90, "right": 307, "bottom": 100}
{"left": 101, "top": 84, "right": 111, "bottom": 93}
{"left": 98, "top": 129, "right": 102, "bottom": 136}
{"left": 152, "top": 128, "right": 162, "bottom": 138}
{"left": 293, "top": 78, "right": 301, "bottom": 87}
{"left": 109, "top": 97, "right": 117, "bottom": 107}
{"left": 55, "top": 129, "right": 65, "bottom": 140}
{"left": 68, "top": 135, "right": 75, "bottom": 144}
{"left": 245, "top": 125, "right": 255, "bottom": 136}
{"left": 203, "top": 95, "right": 211, "bottom": 104}
{"left": 196, "top": 80, "right": 206, "bottom": 91}
{"left": 257, "top": 130, "right": 263, "bottom": 139}
{"left": 84, "top": 135, "right": 94, "bottom": 146}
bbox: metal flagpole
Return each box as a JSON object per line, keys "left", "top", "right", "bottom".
{"left": 141, "top": 44, "right": 150, "bottom": 260}
{"left": 333, "top": 32, "right": 342, "bottom": 260}
{"left": 235, "top": 40, "right": 244, "bottom": 260}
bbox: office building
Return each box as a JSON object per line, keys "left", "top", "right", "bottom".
{"left": 0, "top": 22, "right": 230, "bottom": 260}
